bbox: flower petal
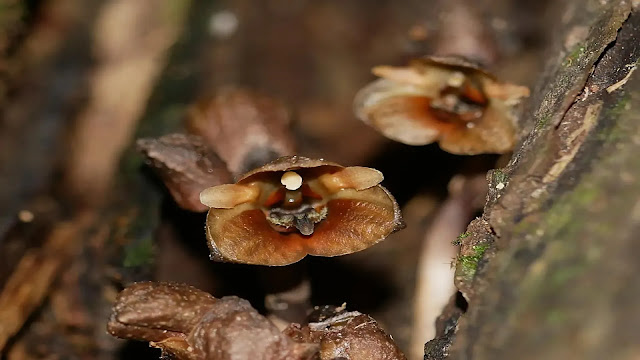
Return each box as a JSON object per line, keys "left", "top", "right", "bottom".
{"left": 355, "top": 89, "right": 444, "bottom": 145}
{"left": 200, "top": 184, "right": 260, "bottom": 209}
{"left": 206, "top": 204, "right": 307, "bottom": 265}
{"left": 319, "top": 167, "right": 384, "bottom": 192}
{"left": 438, "top": 100, "right": 516, "bottom": 154}
{"left": 304, "top": 186, "right": 402, "bottom": 257}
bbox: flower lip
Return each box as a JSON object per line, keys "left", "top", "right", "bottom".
{"left": 200, "top": 156, "right": 403, "bottom": 266}
{"left": 268, "top": 204, "right": 329, "bottom": 236}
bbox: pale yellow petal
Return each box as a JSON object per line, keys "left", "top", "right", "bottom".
{"left": 319, "top": 167, "right": 384, "bottom": 192}
{"left": 199, "top": 184, "right": 259, "bottom": 209}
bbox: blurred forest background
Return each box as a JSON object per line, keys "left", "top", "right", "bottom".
{"left": 4, "top": 0, "right": 636, "bottom": 359}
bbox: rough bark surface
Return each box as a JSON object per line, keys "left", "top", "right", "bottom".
{"left": 438, "top": 1, "right": 640, "bottom": 359}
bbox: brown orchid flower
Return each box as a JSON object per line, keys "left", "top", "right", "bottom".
{"left": 199, "top": 156, "right": 404, "bottom": 266}
{"left": 354, "top": 55, "right": 530, "bottom": 154}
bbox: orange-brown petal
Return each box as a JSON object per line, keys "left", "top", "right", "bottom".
{"left": 304, "top": 186, "right": 401, "bottom": 257}
{"left": 206, "top": 204, "right": 307, "bottom": 266}
{"left": 357, "top": 92, "right": 448, "bottom": 145}
{"left": 438, "top": 101, "right": 516, "bottom": 154}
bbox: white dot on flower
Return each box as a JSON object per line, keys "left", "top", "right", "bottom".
{"left": 281, "top": 171, "right": 303, "bottom": 190}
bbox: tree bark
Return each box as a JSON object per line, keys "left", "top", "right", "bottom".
{"left": 431, "top": 1, "right": 640, "bottom": 359}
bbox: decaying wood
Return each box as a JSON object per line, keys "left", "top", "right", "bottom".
{"left": 107, "top": 282, "right": 405, "bottom": 360}
{"left": 430, "top": 1, "right": 640, "bottom": 359}
{"left": 0, "top": 0, "right": 98, "bottom": 238}
{"left": 0, "top": 0, "right": 192, "bottom": 357}
{"left": 0, "top": 213, "right": 93, "bottom": 351}
{"left": 2, "top": 0, "right": 637, "bottom": 359}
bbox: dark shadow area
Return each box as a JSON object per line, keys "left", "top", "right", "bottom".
{"left": 455, "top": 291, "right": 469, "bottom": 313}
{"left": 308, "top": 257, "right": 396, "bottom": 316}
{"left": 367, "top": 141, "right": 499, "bottom": 206}
{"left": 117, "top": 340, "right": 161, "bottom": 360}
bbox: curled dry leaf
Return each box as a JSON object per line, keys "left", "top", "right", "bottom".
{"left": 107, "top": 282, "right": 217, "bottom": 341}
{"left": 200, "top": 155, "right": 404, "bottom": 266}
{"left": 107, "top": 282, "right": 317, "bottom": 360}
{"left": 284, "top": 307, "right": 407, "bottom": 360}
{"left": 137, "top": 134, "right": 232, "bottom": 212}
{"left": 185, "top": 88, "right": 297, "bottom": 177}
{"left": 354, "top": 55, "right": 530, "bottom": 154}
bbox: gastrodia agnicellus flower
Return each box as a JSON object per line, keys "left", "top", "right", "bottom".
{"left": 199, "top": 156, "right": 404, "bottom": 266}
{"left": 354, "top": 55, "right": 530, "bottom": 154}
